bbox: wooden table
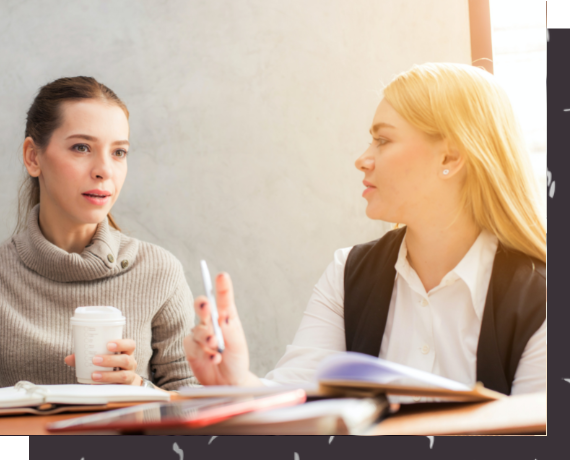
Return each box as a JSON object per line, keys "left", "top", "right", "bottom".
{"left": 0, "top": 393, "right": 546, "bottom": 436}
{"left": 369, "top": 393, "right": 546, "bottom": 435}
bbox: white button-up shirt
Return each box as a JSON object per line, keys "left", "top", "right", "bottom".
{"left": 264, "top": 230, "right": 546, "bottom": 395}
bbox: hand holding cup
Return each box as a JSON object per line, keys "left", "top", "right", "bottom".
{"left": 67, "top": 306, "right": 141, "bottom": 385}
{"left": 64, "top": 339, "right": 140, "bottom": 386}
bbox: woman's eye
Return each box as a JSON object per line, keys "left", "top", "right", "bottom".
{"left": 372, "top": 138, "right": 388, "bottom": 147}
{"left": 73, "top": 144, "right": 89, "bottom": 153}
{"left": 114, "top": 149, "right": 128, "bottom": 158}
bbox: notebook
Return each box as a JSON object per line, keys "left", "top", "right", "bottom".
{"left": 316, "top": 352, "right": 506, "bottom": 402}
{"left": 0, "top": 381, "right": 171, "bottom": 415}
{"left": 152, "top": 397, "right": 389, "bottom": 435}
{"left": 178, "top": 382, "right": 320, "bottom": 399}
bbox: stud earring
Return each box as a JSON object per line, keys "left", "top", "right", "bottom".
{"left": 443, "top": 169, "right": 450, "bottom": 175}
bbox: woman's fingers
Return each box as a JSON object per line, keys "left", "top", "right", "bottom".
{"left": 108, "top": 339, "right": 136, "bottom": 355}
{"left": 84, "top": 338, "right": 139, "bottom": 385}
{"left": 93, "top": 353, "right": 136, "bottom": 370}
{"left": 192, "top": 324, "right": 218, "bottom": 351}
{"left": 215, "top": 273, "right": 238, "bottom": 320}
{"left": 194, "top": 295, "right": 213, "bottom": 325}
{"left": 87, "top": 339, "right": 139, "bottom": 371}
{"left": 184, "top": 334, "right": 222, "bottom": 364}
{"left": 64, "top": 354, "right": 75, "bottom": 367}
{"left": 92, "top": 370, "right": 139, "bottom": 385}
{"left": 191, "top": 301, "right": 217, "bottom": 351}
{"left": 184, "top": 334, "right": 203, "bottom": 361}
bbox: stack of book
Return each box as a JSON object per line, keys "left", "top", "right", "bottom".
{"left": 3, "top": 352, "right": 527, "bottom": 435}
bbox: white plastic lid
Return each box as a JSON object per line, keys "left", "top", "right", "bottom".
{"left": 71, "top": 306, "right": 125, "bottom": 323}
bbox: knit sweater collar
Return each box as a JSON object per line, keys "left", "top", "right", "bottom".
{"left": 13, "top": 205, "right": 138, "bottom": 283}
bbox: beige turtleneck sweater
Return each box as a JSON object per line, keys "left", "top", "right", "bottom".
{"left": 0, "top": 205, "right": 197, "bottom": 390}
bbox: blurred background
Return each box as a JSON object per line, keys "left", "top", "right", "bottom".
{"left": 0, "top": 0, "right": 545, "bottom": 376}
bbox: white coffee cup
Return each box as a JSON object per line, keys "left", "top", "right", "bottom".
{"left": 70, "top": 306, "right": 126, "bottom": 384}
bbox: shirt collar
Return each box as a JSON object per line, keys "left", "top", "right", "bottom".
{"left": 451, "top": 229, "right": 498, "bottom": 320}
{"left": 394, "top": 234, "right": 424, "bottom": 294}
{"left": 394, "top": 228, "right": 499, "bottom": 320}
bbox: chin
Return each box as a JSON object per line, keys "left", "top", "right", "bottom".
{"left": 365, "top": 204, "right": 384, "bottom": 221}
{"left": 365, "top": 204, "right": 400, "bottom": 224}
{"left": 75, "top": 209, "right": 111, "bottom": 225}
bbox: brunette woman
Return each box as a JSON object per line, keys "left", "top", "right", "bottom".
{"left": 0, "top": 77, "right": 196, "bottom": 389}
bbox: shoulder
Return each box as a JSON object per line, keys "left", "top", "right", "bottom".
{"left": 0, "top": 236, "right": 19, "bottom": 263}
{"left": 133, "top": 239, "right": 184, "bottom": 274}
{"left": 0, "top": 237, "right": 29, "bottom": 286}
{"left": 345, "top": 227, "right": 407, "bottom": 273}
{"left": 117, "top": 232, "right": 186, "bottom": 286}
{"left": 0, "top": 236, "right": 14, "bottom": 253}
{"left": 331, "top": 246, "right": 353, "bottom": 267}
{"left": 495, "top": 245, "right": 545, "bottom": 284}
{"left": 316, "top": 228, "right": 407, "bottom": 300}
{"left": 315, "top": 246, "right": 353, "bottom": 292}
{"left": 493, "top": 245, "right": 545, "bottom": 320}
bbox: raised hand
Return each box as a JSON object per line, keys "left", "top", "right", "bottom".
{"left": 184, "top": 272, "right": 262, "bottom": 386}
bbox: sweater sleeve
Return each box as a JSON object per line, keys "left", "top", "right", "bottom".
{"left": 150, "top": 264, "right": 200, "bottom": 390}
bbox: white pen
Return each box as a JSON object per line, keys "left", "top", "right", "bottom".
{"left": 200, "top": 260, "right": 225, "bottom": 353}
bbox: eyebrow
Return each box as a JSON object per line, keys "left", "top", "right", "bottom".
{"left": 65, "top": 134, "right": 130, "bottom": 146}
{"left": 369, "top": 122, "right": 396, "bottom": 136}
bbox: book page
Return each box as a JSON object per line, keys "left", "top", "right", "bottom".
{"left": 0, "top": 383, "right": 170, "bottom": 407}
{"left": 40, "top": 384, "right": 170, "bottom": 404}
{"left": 0, "top": 386, "right": 44, "bottom": 408}
{"left": 179, "top": 383, "right": 319, "bottom": 398}
{"left": 316, "top": 352, "right": 471, "bottom": 391}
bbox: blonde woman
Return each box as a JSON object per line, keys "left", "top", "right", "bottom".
{"left": 184, "top": 63, "right": 546, "bottom": 396}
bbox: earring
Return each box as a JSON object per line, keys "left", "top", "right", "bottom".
{"left": 443, "top": 169, "right": 450, "bottom": 175}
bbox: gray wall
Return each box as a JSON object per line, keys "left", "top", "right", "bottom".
{"left": 0, "top": 0, "right": 471, "bottom": 376}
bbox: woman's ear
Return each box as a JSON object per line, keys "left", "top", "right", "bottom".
{"left": 440, "top": 139, "right": 466, "bottom": 178}
{"left": 23, "top": 137, "right": 41, "bottom": 177}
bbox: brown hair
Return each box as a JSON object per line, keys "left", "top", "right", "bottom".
{"left": 15, "top": 76, "right": 129, "bottom": 233}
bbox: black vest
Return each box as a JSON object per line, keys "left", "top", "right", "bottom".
{"left": 344, "top": 227, "right": 546, "bottom": 395}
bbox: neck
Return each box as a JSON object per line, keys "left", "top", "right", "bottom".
{"left": 38, "top": 200, "right": 98, "bottom": 254}
{"left": 404, "top": 209, "right": 480, "bottom": 293}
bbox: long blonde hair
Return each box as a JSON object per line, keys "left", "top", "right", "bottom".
{"left": 383, "top": 63, "right": 546, "bottom": 264}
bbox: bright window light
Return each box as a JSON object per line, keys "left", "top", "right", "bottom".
{"left": 489, "top": 1, "right": 546, "bottom": 212}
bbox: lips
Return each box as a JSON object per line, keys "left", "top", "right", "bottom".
{"left": 83, "top": 189, "right": 111, "bottom": 198}
{"left": 362, "top": 180, "right": 376, "bottom": 197}
{"left": 82, "top": 189, "right": 111, "bottom": 205}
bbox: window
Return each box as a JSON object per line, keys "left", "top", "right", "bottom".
{"left": 489, "top": 1, "right": 546, "bottom": 212}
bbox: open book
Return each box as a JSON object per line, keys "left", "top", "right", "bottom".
{"left": 178, "top": 382, "right": 321, "bottom": 398}
{"left": 0, "top": 381, "right": 170, "bottom": 415}
{"left": 145, "top": 397, "right": 389, "bottom": 435}
{"left": 316, "top": 352, "right": 506, "bottom": 402}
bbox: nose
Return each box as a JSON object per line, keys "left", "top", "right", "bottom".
{"left": 355, "top": 145, "right": 375, "bottom": 172}
{"left": 91, "top": 151, "right": 113, "bottom": 181}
